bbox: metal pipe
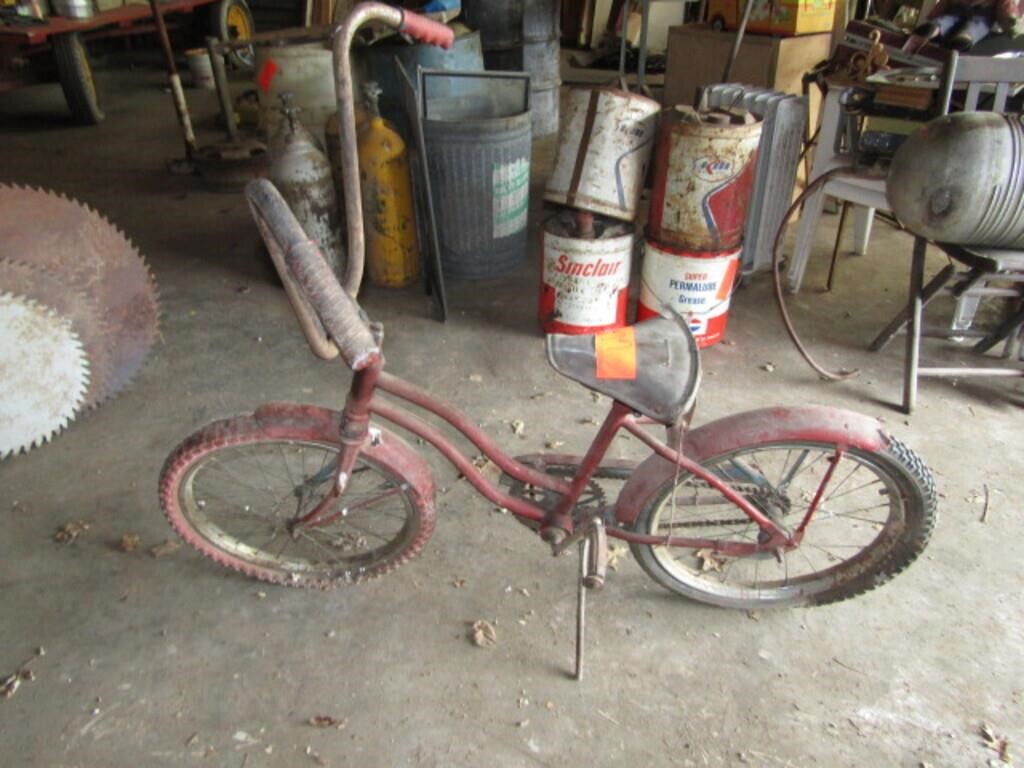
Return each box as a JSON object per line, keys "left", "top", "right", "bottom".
{"left": 332, "top": 2, "right": 404, "bottom": 297}
{"left": 376, "top": 370, "right": 573, "bottom": 495}
{"left": 206, "top": 36, "right": 239, "bottom": 143}
{"left": 149, "top": 0, "right": 196, "bottom": 158}
{"left": 722, "top": 0, "right": 757, "bottom": 83}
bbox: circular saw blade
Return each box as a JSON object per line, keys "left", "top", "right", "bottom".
{"left": 0, "top": 184, "right": 160, "bottom": 400}
{"left": 0, "top": 259, "right": 113, "bottom": 409}
{"left": 0, "top": 292, "right": 90, "bottom": 459}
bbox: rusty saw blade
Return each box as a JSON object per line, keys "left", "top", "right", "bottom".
{"left": 0, "top": 259, "right": 113, "bottom": 409}
{"left": 0, "top": 184, "right": 160, "bottom": 400}
{"left": 0, "top": 292, "right": 89, "bottom": 458}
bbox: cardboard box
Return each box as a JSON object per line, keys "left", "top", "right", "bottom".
{"left": 663, "top": 24, "right": 833, "bottom": 108}
{"left": 707, "top": 0, "right": 836, "bottom": 37}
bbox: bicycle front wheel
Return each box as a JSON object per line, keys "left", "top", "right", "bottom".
{"left": 629, "top": 439, "right": 936, "bottom": 609}
{"left": 160, "top": 409, "right": 435, "bottom": 588}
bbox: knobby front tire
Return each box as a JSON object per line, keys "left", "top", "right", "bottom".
{"left": 159, "top": 411, "right": 435, "bottom": 588}
{"left": 629, "top": 438, "right": 937, "bottom": 609}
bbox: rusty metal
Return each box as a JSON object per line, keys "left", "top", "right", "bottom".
{"left": 0, "top": 184, "right": 160, "bottom": 400}
{"left": 647, "top": 106, "right": 762, "bottom": 252}
{"left": 194, "top": 139, "right": 269, "bottom": 191}
{"left": 269, "top": 97, "right": 345, "bottom": 280}
{"left": 0, "top": 259, "right": 112, "bottom": 408}
{"left": 0, "top": 292, "right": 89, "bottom": 458}
{"left": 332, "top": 2, "right": 405, "bottom": 297}
{"left": 544, "top": 87, "right": 661, "bottom": 222}
{"left": 148, "top": 0, "right": 197, "bottom": 160}
{"left": 539, "top": 210, "right": 633, "bottom": 335}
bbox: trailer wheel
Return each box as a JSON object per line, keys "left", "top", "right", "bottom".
{"left": 211, "top": 0, "right": 255, "bottom": 69}
{"left": 53, "top": 32, "right": 104, "bottom": 125}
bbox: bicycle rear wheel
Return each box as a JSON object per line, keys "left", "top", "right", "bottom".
{"left": 160, "top": 409, "right": 435, "bottom": 588}
{"left": 629, "top": 438, "right": 936, "bottom": 609}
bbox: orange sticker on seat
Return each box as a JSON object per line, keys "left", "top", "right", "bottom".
{"left": 595, "top": 326, "right": 637, "bottom": 380}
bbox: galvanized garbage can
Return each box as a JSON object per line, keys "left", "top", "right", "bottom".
{"left": 421, "top": 70, "right": 532, "bottom": 279}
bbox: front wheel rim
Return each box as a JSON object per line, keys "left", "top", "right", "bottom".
{"left": 177, "top": 439, "right": 417, "bottom": 581}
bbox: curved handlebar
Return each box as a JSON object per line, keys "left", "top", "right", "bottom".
{"left": 332, "top": 2, "right": 453, "bottom": 298}
{"left": 399, "top": 9, "right": 455, "bottom": 48}
{"left": 245, "top": 179, "right": 380, "bottom": 370}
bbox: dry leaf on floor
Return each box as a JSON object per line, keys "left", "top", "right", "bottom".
{"left": 470, "top": 455, "right": 501, "bottom": 482}
{"left": 695, "top": 549, "right": 727, "bottom": 573}
{"left": 452, "top": 578, "right": 466, "bottom": 588}
{"left": 591, "top": 392, "right": 602, "bottom": 403}
{"left": 510, "top": 419, "right": 525, "bottom": 437}
{"left": 308, "top": 715, "right": 346, "bottom": 730}
{"left": 53, "top": 521, "right": 90, "bottom": 545}
{"left": 304, "top": 745, "right": 327, "bottom": 766}
{"left": 530, "top": 392, "right": 553, "bottom": 400}
{"left": 606, "top": 546, "right": 627, "bottom": 571}
{"left": 761, "top": 363, "right": 776, "bottom": 373}
{"left": 117, "top": 534, "right": 140, "bottom": 552}
{"left": 149, "top": 539, "right": 181, "bottom": 558}
{"left": 468, "top": 619, "right": 497, "bottom": 648}
{"left": 980, "top": 723, "right": 1012, "bottom": 763}
{"left": 544, "top": 440, "right": 564, "bottom": 450}
{"left": 1, "top": 648, "right": 43, "bottom": 700}
{"left": 579, "top": 417, "right": 600, "bottom": 426}
{"left": 468, "top": 374, "right": 483, "bottom": 383}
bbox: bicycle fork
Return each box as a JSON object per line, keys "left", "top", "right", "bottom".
{"left": 552, "top": 514, "right": 608, "bottom": 681}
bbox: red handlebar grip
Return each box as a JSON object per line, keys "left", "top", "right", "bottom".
{"left": 399, "top": 10, "right": 455, "bottom": 49}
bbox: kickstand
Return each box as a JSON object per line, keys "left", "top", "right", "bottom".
{"left": 574, "top": 538, "right": 590, "bottom": 681}
{"left": 573, "top": 518, "right": 607, "bottom": 681}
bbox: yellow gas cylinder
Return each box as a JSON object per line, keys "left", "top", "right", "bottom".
{"left": 357, "top": 84, "right": 420, "bottom": 288}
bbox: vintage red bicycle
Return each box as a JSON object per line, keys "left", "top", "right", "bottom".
{"left": 158, "top": 4, "right": 936, "bottom": 678}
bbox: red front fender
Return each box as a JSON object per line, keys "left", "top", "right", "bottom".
{"left": 251, "top": 402, "right": 437, "bottom": 507}
{"left": 614, "top": 406, "right": 890, "bottom": 526}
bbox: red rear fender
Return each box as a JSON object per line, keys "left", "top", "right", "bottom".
{"left": 614, "top": 406, "right": 889, "bottom": 526}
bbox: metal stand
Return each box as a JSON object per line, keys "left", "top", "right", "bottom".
{"left": 566, "top": 517, "right": 607, "bottom": 681}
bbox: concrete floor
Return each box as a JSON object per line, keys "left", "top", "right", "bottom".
{"left": 1, "top": 64, "right": 1022, "bottom": 768}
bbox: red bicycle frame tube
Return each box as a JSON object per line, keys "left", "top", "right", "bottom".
{"left": 300, "top": 361, "right": 837, "bottom": 554}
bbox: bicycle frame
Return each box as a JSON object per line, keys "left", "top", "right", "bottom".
{"left": 295, "top": 355, "right": 827, "bottom": 558}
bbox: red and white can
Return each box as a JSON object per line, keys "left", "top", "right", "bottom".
{"left": 637, "top": 237, "right": 740, "bottom": 348}
{"left": 539, "top": 211, "right": 634, "bottom": 335}
{"left": 647, "top": 106, "right": 761, "bottom": 252}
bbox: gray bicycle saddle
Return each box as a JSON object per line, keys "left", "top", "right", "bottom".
{"left": 546, "top": 316, "right": 701, "bottom": 424}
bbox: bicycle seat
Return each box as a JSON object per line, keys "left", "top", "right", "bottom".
{"left": 546, "top": 317, "right": 701, "bottom": 424}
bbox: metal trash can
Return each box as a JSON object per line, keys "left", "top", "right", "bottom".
{"left": 421, "top": 70, "right": 532, "bottom": 279}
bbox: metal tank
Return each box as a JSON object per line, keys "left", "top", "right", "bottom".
{"left": 888, "top": 112, "right": 1024, "bottom": 248}
{"left": 422, "top": 71, "right": 532, "bottom": 279}
{"left": 269, "top": 97, "right": 345, "bottom": 280}
{"left": 647, "top": 106, "right": 762, "bottom": 252}
{"left": 463, "top": 0, "right": 524, "bottom": 69}
{"left": 522, "top": 0, "right": 561, "bottom": 137}
{"left": 545, "top": 87, "right": 660, "bottom": 222}
{"left": 256, "top": 43, "right": 336, "bottom": 146}
{"left": 354, "top": 27, "right": 484, "bottom": 141}
{"left": 539, "top": 210, "right": 634, "bottom": 335}
{"left": 358, "top": 84, "right": 421, "bottom": 288}
{"left": 637, "top": 238, "right": 741, "bottom": 349}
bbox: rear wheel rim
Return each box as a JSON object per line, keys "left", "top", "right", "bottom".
{"left": 643, "top": 443, "right": 909, "bottom": 603}
{"left": 178, "top": 439, "right": 417, "bottom": 581}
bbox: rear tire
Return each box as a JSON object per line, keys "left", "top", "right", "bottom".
{"left": 53, "top": 32, "right": 104, "bottom": 125}
{"left": 629, "top": 438, "right": 936, "bottom": 609}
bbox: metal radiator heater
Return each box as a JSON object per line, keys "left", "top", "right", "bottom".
{"left": 699, "top": 85, "right": 808, "bottom": 274}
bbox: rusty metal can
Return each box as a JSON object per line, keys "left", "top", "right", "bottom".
{"left": 539, "top": 211, "right": 634, "bottom": 335}
{"left": 647, "top": 106, "right": 761, "bottom": 252}
{"left": 637, "top": 237, "right": 740, "bottom": 349}
{"left": 544, "top": 87, "right": 661, "bottom": 222}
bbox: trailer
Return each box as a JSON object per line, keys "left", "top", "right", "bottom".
{"left": 0, "top": 0, "right": 254, "bottom": 124}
